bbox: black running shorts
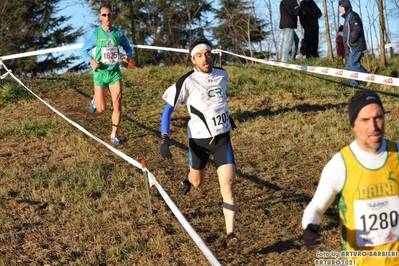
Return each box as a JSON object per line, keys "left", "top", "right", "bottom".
{"left": 188, "top": 132, "right": 235, "bottom": 170}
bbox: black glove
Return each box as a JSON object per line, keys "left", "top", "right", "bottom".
{"left": 229, "top": 115, "right": 237, "bottom": 130}
{"left": 160, "top": 134, "right": 172, "bottom": 159}
{"left": 303, "top": 223, "right": 320, "bottom": 248}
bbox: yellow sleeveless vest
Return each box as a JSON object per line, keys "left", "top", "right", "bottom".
{"left": 339, "top": 140, "right": 399, "bottom": 265}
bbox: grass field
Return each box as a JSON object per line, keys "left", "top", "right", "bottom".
{"left": 1, "top": 57, "right": 399, "bottom": 265}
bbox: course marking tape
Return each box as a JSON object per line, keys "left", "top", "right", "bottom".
{"left": 4, "top": 43, "right": 396, "bottom": 88}
{"left": 215, "top": 49, "right": 399, "bottom": 87}
{"left": 385, "top": 41, "right": 399, "bottom": 49}
{"left": 0, "top": 43, "right": 223, "bottom": 61}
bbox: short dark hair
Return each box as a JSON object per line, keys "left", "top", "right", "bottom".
{"left": 99, "top": 4, "right": 112, "bottom": 13}
{"left": 189, "top": 38, "right": 212, "bottom": 55}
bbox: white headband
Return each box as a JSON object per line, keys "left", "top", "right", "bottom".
{"left": 190, "top": 44, "right": 211, "bottom": 57}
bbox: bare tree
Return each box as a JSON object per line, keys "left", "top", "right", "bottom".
{"left": 262, "top": 0, "right": 280, "bottom": 60}
{"left": 383, "top": 6, "right": 394, "bottom": 58}
{"left": 184, "top": 0, "right": 208, "bottom": 43}
{"left": 377, "top": 0, "right": 387, "bottom": 67}
{"left": 322, "top": 0, "right": 333, "bottom": 61}
{"left": 363, "top": 2, "right": 376, "bottom": 57}
{"left": 327, "top": 0, "right": 339, "bottom": 32}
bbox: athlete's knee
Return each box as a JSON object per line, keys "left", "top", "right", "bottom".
{"left": 96, "top": 106, "right": 106, "bottom": 113}
{"left": 220, "top": 183, "right": 234, "bottom": 197}
{"left": 111, "top": 95, "right": 122, "bottom": 108}
{"left": 191, "top": 180, "right": 201, "bottom": 188}
{"left": 190, "top": 176, "right": 202, "bottom": 188}
{"left": 189, "top": 172, "right": 203, "bottom": 188}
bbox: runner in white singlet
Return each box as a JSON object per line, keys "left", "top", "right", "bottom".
{"left": 159, "top": 38, "right": 238, "bottom": 250}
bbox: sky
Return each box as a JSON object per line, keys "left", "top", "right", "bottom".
{"left": 59, "top": 0, "right": 97, "bottom": 40}
{"left": 57, "top": 1, "right": 97, "bottom": 70}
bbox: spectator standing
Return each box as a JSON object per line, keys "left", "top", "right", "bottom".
{"left": 279, "top": 0, "right": 301, "bottom": 62}
{"left": 339, "top": 0, "right": 368, "bottom": 87}
{"left": 336, "top": 25, "right": 345, "bottom": 59}
{"left": 299, "top": 0, "right": 322, "bottom": 58}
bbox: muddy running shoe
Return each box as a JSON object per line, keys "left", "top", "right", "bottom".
{"left": 89, "top": 99, "right": 96, "bottom": 113}
{"left": 180, "top": 175, "right": 191, "bottom": 195}
{"left": 110, "top": 134, "right": 122, "bottom": 145}
{"left": 226, "top": 232, "right": 239, "bottom": 250}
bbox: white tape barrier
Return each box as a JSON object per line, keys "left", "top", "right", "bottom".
{"left": 146, "top": 170, "right": 221, "bottom": 266}
{"left": 0, "top": 43, "right": 224, "bottom": 61}
{"left": 2, "top": 42, "right": 397, "bottom": 87}
{"left": 0, "top": 67, "right": 12, "bottom": 79}
{"left": 0, "top": 61, "right": 220, "bottom": 266}
{"left": 0, "top": 44, "right": 84, "bottom": 61}
{"left": 0, "top": 62, "right": 142, "bottom": 168}
{"left": 385, "top": 41, "right": 399, "bottom": 49}
{"left": 0, "top": 43, "right": 187, "bottom": 61}
{"left": 216, "top": 49, "right": 399, "bottom": 87}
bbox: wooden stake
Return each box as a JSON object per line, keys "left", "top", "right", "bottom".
{"left": 141, "top": 160, "right": 152, "bottom": 214}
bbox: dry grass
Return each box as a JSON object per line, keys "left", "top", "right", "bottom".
{"left": 1, "top": 58, "right": 399, "bottom": 265}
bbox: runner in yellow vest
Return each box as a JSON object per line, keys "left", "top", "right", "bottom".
{"left": 302, "top": 90, "right": 399, "bottom": 265}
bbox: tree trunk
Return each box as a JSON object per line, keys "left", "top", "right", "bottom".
{"left": 266, "top": 0, "right": 279, "bottom": 60}
{"left": 322, "top": 0, "right": 333, "bottom": 61}
{"left": 129, "top": 0, "right": 139, "bottom": 67}
{"left": 377, "top": 0, "right": 387, "bottom": 67}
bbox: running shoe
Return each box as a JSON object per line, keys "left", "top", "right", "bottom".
{"left": 226, "top": 232, "right": 239, "bottom": 250}
{"left": 180, "top": 175, "right": 191, "bottom": 195}
{"left": 89, "top": 99, "right": 96, "bottom": 113}
{"left": 110, "top": 135, "right": 122, "bottom": 145}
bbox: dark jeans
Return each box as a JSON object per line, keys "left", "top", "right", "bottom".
{"left": 304, "top": 29, "right": 319, "bottom": 58}
{"left": 346, "top": 51, "right": 368, "bottom": 87}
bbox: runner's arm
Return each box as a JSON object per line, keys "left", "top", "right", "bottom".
{"left": 120, "top": 31, "right": 133, "bottom": 59}
{"left": 161, "top": 103, "right": 174, "bottom": 136}
{"left": 302, "top": 153, "right": 345, "bottom": 229}
{"left": 81, "top": 30, "right": 97, "bottom": 65}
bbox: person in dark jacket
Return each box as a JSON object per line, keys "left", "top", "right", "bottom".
{"left": 336, "top": 25, "right": 345, "bottom": 59}
{"left": 339, "top": 0, "right": 368, "bottom": 87}
{"left": 279, "top": 0, "right": 301, "bottom": 62}
{"left": 299, "top": 0, "right": 322, "bottom": 58}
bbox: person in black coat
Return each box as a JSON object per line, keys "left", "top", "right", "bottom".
{"left": 279, "top": 0, "right": 301, "bottom": 62}
{"left": 299, "top": 0, "right": 322, "bottom": 58}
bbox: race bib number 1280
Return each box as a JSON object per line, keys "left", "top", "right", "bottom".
{"left": 354, "top": 196, "right": 399, "bottom": 247}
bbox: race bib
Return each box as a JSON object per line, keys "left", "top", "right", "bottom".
{"left": 354, "top": 196, "right": 399, "bottom": 247}
{"left": 101, "top": 47, "right": 118, "bottom": 65}
{"left": 203, "top": 103, "right": 231, "bottom": 136}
